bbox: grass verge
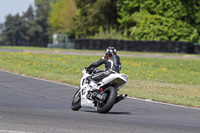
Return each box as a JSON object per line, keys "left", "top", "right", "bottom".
{"left": 0, "top": 49, "right": 199, "bottom": 107}
{"left": 1, "top": 46, "right": 200, "bottom": 57}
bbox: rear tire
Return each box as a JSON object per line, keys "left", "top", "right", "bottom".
{"left": 97, "top": 86, "right": 117, "bottom": 113}
{"left": 71, "top": 89, "right": 82, "bottom": 111}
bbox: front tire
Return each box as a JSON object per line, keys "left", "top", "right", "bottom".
{"left": 71, "top": 89, "right": 82, "bottom": 111}
{"left": 97, "top": 86, "right": 117, "bottom": 113}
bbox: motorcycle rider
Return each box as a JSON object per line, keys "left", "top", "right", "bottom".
{"left": 86, "top": 47, "right": 121, "bottom": 90}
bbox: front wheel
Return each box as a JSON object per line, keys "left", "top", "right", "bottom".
{"left": 71, "top": 89, "right": 82, "bottom": 111}
{"left": 97, "top": 86, "right": 117, "bottom": 113}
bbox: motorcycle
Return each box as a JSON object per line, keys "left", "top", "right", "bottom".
{"left": 71, "top": 68, "right": 128, "bottom": 113}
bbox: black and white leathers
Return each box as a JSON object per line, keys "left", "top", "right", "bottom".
{"left": 88, "top": 55, "right": 121, "bottom": 73}
{"left": 87, "top": 55, "right": 121, "bottom": 82}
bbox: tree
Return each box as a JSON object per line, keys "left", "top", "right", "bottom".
{"left": 73, "top": 0, "right": 120, "bottom": 38}
{"left": 97, "top": 0, "right": 119, "bottom": 32}
{"left": 1, "top": 14, "right": 22, "bottom": 45}
{"left": 34, "top": 3, "right": 50, "bottom": 46}
{"left": 34, "top": 0, "right": 56, "bottom": 46}
{"left": 35, "top": 0, "right": 54, "bottom": 13}
{"left": 49, "top": 0, "right": 120, "bottom": 38}
{"left": 0, "top": 4, "right": 51, "bottom": 46}
{"left": 118, "top": 0, "right": 200, "bottom": 42}
{"left": 49, "top": 0, "right": 77, "bottom": 35}
{"left": 0, "top": 22, "right": 5, "bottom": 45}
{"left": 73, "top": 0, "right": 99, "bottom": 38}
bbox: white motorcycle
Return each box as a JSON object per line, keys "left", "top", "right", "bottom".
{"left": 71, "top": 68, "right": 128, "bottom": 113}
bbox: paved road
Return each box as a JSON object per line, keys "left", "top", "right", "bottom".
{"left": 0, "top": 70, "right": 200, "bottom": 133}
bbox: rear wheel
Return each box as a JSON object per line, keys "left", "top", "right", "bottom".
{"left": 97, "top": 86, "right": 117, "bottom": 113}
{"left": 71, "top": 89, "right": 82, "bottom": 111}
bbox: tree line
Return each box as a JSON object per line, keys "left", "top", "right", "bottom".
{"left": 1, "top": 0, "right": 200, "bottom": 46}
{"left": 0, "top": 0, "right": 51, "bottom": 46}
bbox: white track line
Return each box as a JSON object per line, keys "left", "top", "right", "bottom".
{"left": 0, "top": 69, "right": 78, "bottom": 89}
{"left": 0, "top": 69, "right": 199, "bottom": 111}
{"left": 0, "top": 130, "right": 33, "bottom": 133}
{"left": 128, "top": 97, "right": 200, "bottom": 111}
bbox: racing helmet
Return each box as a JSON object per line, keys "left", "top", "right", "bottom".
{"left": 105, "top": 47, "right": 117, "bottom": 56}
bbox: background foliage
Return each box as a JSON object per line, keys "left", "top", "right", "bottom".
{"left": 0, "top": 0, "right": 54, "bottom": 46}
{"left": 118, "top": 0, "right": 200, "bottom": 42}
{"left": 49, "top": 0, "right": 77, "bottom": 35}
{"left": 1, "top": 0, "right": 200, "bottom": 46}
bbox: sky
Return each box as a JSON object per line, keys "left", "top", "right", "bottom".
{"left": 0, "top": 0, "right": 35, "bottom": 23}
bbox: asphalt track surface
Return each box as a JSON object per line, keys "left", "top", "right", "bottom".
{"left": 0, "top": 70, "right": 200, "bottom": 133}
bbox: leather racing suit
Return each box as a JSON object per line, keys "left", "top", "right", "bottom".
{"left": 87, "top": 54, "right": 121, "bottom": 82}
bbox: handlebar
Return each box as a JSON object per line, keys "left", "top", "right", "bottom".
{"left": 86, "top": 67, "right": 97, "bottom": 74}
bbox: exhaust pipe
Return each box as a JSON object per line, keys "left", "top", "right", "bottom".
{"left": 115, "top": 93, "right": 127, "bottom": 104}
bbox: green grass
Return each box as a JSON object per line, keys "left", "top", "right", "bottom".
{"left": 1, "top": 46, "right": 200, "bottom": 57}
{"left": 0, "top": 49, "right": 200, "bottom": 107}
